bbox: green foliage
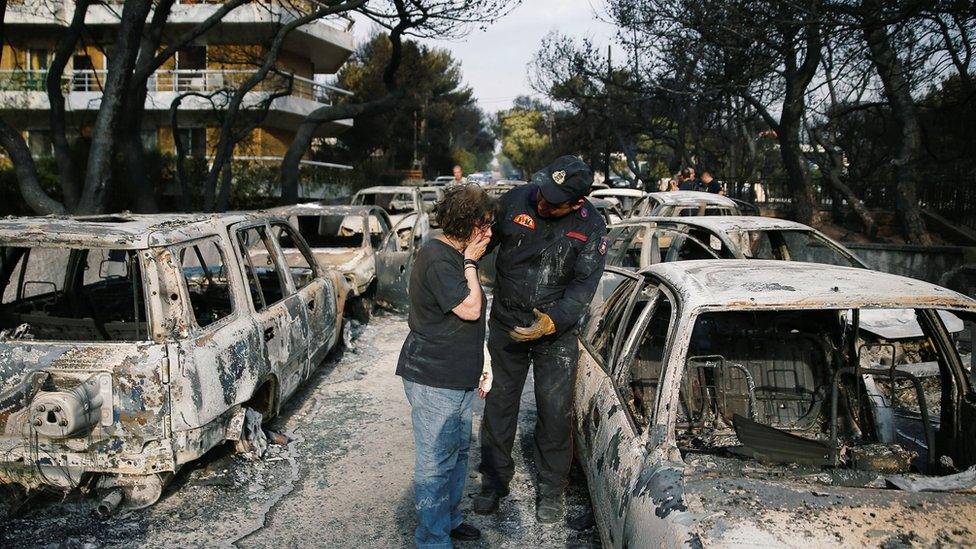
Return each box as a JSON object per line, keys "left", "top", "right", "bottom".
{"left": 499, "top": 106, "right": 550, "bottom": 177}
{"left": 324, "top": 33, "right": 495, "bottom": 182}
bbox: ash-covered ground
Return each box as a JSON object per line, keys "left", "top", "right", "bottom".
{"left": 0, "top": 312, "right": 600, "bottom": 548}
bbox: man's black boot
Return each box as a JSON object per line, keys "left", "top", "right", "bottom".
{"left": 536, "top": 493, "right": 565, "bottom": 524}
{"left": 472, "top": 484, "right": 507, "bottom": 515}
{"left": 450, "top": 523, "right": 482, "bottom": 541}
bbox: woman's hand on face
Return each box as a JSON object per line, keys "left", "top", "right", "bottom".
{"left": 464, "top": 231, "right": 490, "bottom": 262}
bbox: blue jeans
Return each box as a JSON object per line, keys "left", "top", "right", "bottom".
{"left": 402, "top": 379, "right": 475, "bottom": 549}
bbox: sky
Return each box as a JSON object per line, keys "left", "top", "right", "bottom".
{"left": 351, "top": 0, "right": 624, "bottom": 113}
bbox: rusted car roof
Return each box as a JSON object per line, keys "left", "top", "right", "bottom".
{"left": 647, "top": 190, "right": 738, "bottom": 207}
{"left": 645, "top": 259, "right": 976, "bottom": 312}
{"left": 0, "top": 213, "right": 262, "bottom": 249}
{"left": 612, "top": 215, "right": 811, "bottom": 231}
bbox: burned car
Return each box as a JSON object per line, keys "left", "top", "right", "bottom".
{"left": 590, "top": 198, "right": 625, "bottom": 226}
{"left": 577, "top": 260, "right": 976, "bottom": 546}
{"left": 604, "top": 216, "right": 865, "bottom": 270}
{"left": 268, "top": 203, "right": 418, "bottom": 316}
{"left": 351, "top": 185, "right": 430, "bottom": 246}
{"left": 590, "top": 188, "right": 645, "bottom": 216}
{"left": 598, "top": 215, "right": 960, "bottom": 379}
{"left": 0, "top": 214, "right": 345, "bottom": 510}
{"left": 630, "top": 191, "right": 741, "bottom": 218}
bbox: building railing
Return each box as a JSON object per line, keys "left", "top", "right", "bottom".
{"left": 0, "top": 69, "right": 352, "bottom": 104}
{"left": 6, "top": 1, "right": 356, "bottom": 33}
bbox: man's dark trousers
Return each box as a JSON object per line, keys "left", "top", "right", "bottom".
{"left": 479, "top": 318, "right": 578, "bottom": 497}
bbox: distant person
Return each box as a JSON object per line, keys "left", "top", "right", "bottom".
{"left": 451, "top": 165, "right": 466, "bottom": 186}
{"left": 678, "top": 167, "right": 697, "bottom": 191}
{"left": 700, "top": 171, "right": 723, "bottom": 195}
{"left": 668, "top": 178, "right": 680, "bottom": 192}
{"left": 397, "top": 185, "right": 496, "bottom": 547}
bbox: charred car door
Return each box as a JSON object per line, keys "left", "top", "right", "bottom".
{"left": 610, "top": 282, "right": 684, "bottom": 545}
{"left": 269, "top": 221, "right": 337, "bottom": 369}
{"left": 233, "top": 223, "right": 310, "bottom": 404}
{"left": 579, "top": 274, "right": 644, "bottom": 542}
{"left": 168, "top": 236, "right": 267, "bottom": 439}
{"left": 580, "top": 277, "right": 682, "bottom": 546}
{"left": 375, "top": 213, "right": 417, "bottom": 310}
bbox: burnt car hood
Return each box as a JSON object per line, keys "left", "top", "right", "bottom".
{"left": 683, "top": 473, "right": 976, "bottom": 546}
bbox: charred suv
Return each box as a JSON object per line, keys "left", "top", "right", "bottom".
{"left": 577, "top": 260, "right": 976, "bottom": 546}
{"left": 0, "top": 214, "right": 345, "bottom": 509}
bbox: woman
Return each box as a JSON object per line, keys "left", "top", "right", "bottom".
{"left": 395, "top": 184, "right": 496, "bottom": 548}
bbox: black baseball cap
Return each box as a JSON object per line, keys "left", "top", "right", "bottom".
{"left": 534, "top": 155, "right": 593, "bottom": 204}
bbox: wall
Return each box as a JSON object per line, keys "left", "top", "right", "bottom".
{"left": 842, "top": 242, "right": 976, "bottom": 285}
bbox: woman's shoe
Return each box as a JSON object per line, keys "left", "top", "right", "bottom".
{"left": 450, "top": 523, "right": 482, "bottom": 541}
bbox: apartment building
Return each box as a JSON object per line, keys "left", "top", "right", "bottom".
{"left": 0, "top": 0, "right": 355, "bottom": 165}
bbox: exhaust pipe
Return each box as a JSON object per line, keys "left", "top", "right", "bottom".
{"left": 96, "top": 489, "right": 124, "bottom": 518}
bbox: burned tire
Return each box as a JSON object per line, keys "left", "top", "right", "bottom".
{"left": 347, "top": 295, "right": 373, "bottom": 324}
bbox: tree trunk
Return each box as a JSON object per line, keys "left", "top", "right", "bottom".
{"left": 216, "top": 160, "right": 233, "bottom": 212}
{"left": 119, "top": 99, "right": 159, "bottom": 213}
{"left": 46, "top": 0, "right": 90, "bottom": 211}
{"left": 808, "top": 127, "right": 878, "bottom": 237}
{"left": 862, "top": 3, "right": 931, "bottom": 244}
{"left": 777, "top": 115, "right": 818, "bottom": 224}
{"left": 0, "top": 120, "right": 65, "bottom": 214}
{"left": 76, "top": 0, "right": 153, "bottom": 214}
{"left": 279, "top": 96, "right": 399, "bottom": 203}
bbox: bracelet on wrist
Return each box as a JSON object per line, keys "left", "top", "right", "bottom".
{"left": 464, "top": 264, "right": 478, "bottom": 270}
{"left": 464, "top": 258, "right": 478, "bottom": 267}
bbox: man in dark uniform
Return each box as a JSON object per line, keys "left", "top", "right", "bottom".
{"left": 474, "top": 155, "right": 607, "bottom": 523}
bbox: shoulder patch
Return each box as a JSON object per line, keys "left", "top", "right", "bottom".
{"left": 598, "top": 236, "right": 609, "bottom": 256}
{"left": 513, "top": 213, "right": 536, "bottom": 230}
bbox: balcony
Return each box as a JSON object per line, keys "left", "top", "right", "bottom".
{"left": 4, "top": 1, "right": 355, "bottom": 73}
{"left": 0, "top": 69, "right": 353, "bottom": 137}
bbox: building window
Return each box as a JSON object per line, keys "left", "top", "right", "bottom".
{"left": 176, "top": 46, "right": 206, "bottom": 91}
{"left": 72, "top": 55, "right": 95, "bottom": 91}
{"left": 28, "top": 49, "right": 50, "bottom": 71}
{"left": 176, "top": 127, "right": 207, "bottom": 158}
{"left": 176, "top": 46, "right": 206, "bottom": 70}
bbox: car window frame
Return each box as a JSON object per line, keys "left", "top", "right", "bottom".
{"left": 663, "top": 230, "right": 723, "bottom": 262}
{"left": 773, "top": 228, "right": 868, "bottom": 269}
{"left": 269, "top": 220, "right": 320, "bottom": 291}
{"left": 612, "top": 282, "right": 680, "bottom": 431}
{"left": 171, "top": 235, "right": 239, "bottom": 333}
{"left": 580, "top": 267, "right": 643, "bottom": 374}
{"left": 365, "top": 210, "right": 392, "bottom": 251}
{"left": 233, "top": 221, "right": 294, "bottom": 313}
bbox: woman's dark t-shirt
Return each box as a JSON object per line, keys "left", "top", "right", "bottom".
{"left": 395, "top": 239, "right": 487, "bottom": 389}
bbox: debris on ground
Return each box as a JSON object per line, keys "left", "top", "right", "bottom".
{"left": 0, "top": 314, "right": 599, "bottom": 547}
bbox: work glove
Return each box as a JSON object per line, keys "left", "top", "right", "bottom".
{"left": 509, "top": 308, "right": 556, "bottom": 342}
